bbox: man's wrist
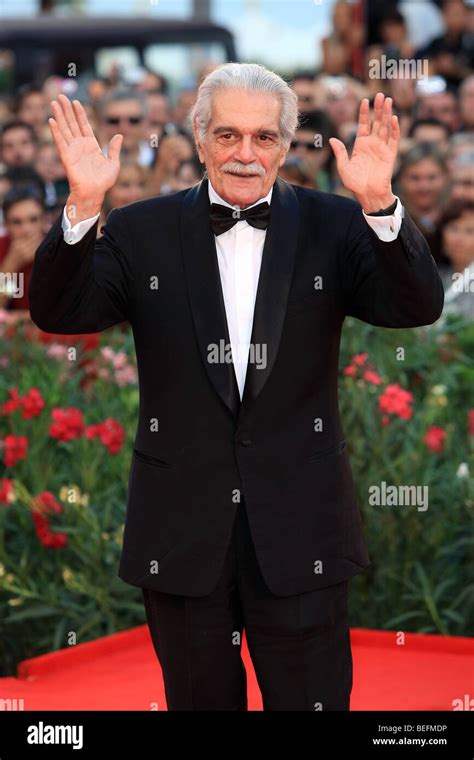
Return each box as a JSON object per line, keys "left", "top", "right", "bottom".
{"left": 357, "top": 192, "right": 397, "bottom": 214}
{"left": 65, "top": 193, "right": 103, "bottom": 225}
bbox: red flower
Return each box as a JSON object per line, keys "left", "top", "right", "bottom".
{"left": 468, "top": 410, "right": 474, "bottom": 436}
{"left": 1, "top": 387, "right": 45, "bottom": 419}
{"left": 21, "top": 388, "right": 45, "bottom": 419}
{"left": 1, "top": 388, "right": 22, "bottom": 415}
{"left": 33, "top": 491, "right": 62, "bottom": 515}
{"left": 424, "top": 426, "right": 446, "bottom": 453}
{"left": 42, "top": 532, "right": 68, "bottom": 549}
{"left": 32, "top": 512, "right": 67, "bottom": 549}
{"left": 100, "top": 418, "right": 125, "bottom": 454}
{"left": 378, "top": 384, "right": 414, "bottom": 422}
{"left": 3, "top": 435, "right": 28, "bottom": 468}
{"left": 0, "top": 478, "right": 15, "bottom": 505}
{"left": 85, "top": 418, "right": 125, "bottom": 455}
{"left": 343, "top": 354, "right": 382, "bottom": 386}
{"left": 363, "top": 369, "right": 382, "bottom": 385}
{"left": 85, "top": 423, "right": 100, "bottom": 439}
{"left": 49, "top": 408, "right": 85, "bottom": 441}
{"left": 31, "top": 492, "right": 67, "bottom": 549}
{"left": 32, "top": 511, "right": 50, "bottom": 538}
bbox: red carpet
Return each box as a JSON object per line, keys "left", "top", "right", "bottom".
{"left": 1, "top": 627, "right": 473, "bottom": 710}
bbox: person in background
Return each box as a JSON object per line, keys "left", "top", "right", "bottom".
{"left": 291, "top": 72, "right": 317, "bottom": 112}
{"left": 99, "top": 160, "right": 152, "bottom": 232}
{"left": 416, "top": 0, "right": 474, "bottom": 89}
{"left": 0, "top": 121, "right": 38, "bottom": 169}
{"left": 287, "top": 109, "right": 335, "bottom": 192}
{"left": 0, "top": 187, "right": 46, "bottom": 311}
{"left": 145, "top": 91, "right": 172, "bottom": 149}
{"left": 135, "top": 68, "right": 167, "bottom": 95}
{"left": 396, "top": 142, "right": 449, "bottom": 266}
{"left": 35, "top": 140, "right": 68, "bottom": 212}
{"left": 148, "top": 131, "right": 194, "bottom": 195}
{"left": 0, "top": 166, "right": 46, "bottom": 233}
{"left": 438, "top": 199, "right": 474, "bottom": 319}
{"left": 408, "top": 118, "right": 451, "bottom": 151}
{"left": 446, "top": 132, "right": 474, "bottom": 172}
{"left": 0, "top": 94, "right": 13, "bottom": 125}
{"left": 172, "top": 89, "right": 197, "bottom": 136}
{"left": 14, "top": 85, "right": 48, "bottom": 139}
{"left": 459, "top": 74, "right": 474, "bottom": 131}
{"left": 364, "top": 7, "right": 415, "bottom": 101}
{"left": 388, "top": 77, "right": 417, "bottom": 139}
{"left": 321, "top": 0, "right": 363, "bottom": 77}
{"left": 278, "top": 154, "right": 316, "bottom": 189}
{"left": 378, "top": 8, "right": 414, "bottom": 60}
{"left": 415, "top": 80, "right": 462, "bottom": 134}
{"left": 98, "top": 89, "right": 153, "bottom": 168}
{"left": 314, "top": 75, "right": 366, "bottom": 141}
{"left": 87, "top": 77, "right": 112, "bottom": 111}
{"left": 450, "top": 150, "right": 474, "bottom": 202}
{"left": 172, "top": 157, "right": 203, "bottom": 192}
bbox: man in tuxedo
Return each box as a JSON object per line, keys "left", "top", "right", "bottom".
{"left": 29, "top": 63, "right": 444, "bottom": 711}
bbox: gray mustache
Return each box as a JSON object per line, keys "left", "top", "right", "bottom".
{"left": 221, "top": 162, "right": 266, "bottom": 176}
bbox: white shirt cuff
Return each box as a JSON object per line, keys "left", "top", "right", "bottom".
{"left": 362, "top": 197, "right": 403, "bottom": 242}
{"left": 62, "top": 206, "right": 100, "bottom": 245}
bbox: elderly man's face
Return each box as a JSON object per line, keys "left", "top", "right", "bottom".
{"left": 194, "top": 89, "right": 288, "bottom": 208}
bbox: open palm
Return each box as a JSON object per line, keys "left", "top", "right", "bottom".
{"left": 329, "top": 92, "right": 400, "bottom": 207}
{"left": 49, "top": 94, "right": 123, "bottom": 200}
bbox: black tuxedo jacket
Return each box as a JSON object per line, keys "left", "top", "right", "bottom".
{"left": 29, "top": 177, "right": 444, "bottom": 597}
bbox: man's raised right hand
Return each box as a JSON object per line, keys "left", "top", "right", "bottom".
{"left": 49, "top": 93, "right": 123, "bottom": 223}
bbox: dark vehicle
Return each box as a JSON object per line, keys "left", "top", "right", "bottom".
{"left": 0, "top": 16, "right": 238, "bottom": 96}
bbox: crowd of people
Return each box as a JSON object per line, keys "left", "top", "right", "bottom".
{"left": 0, "top": 0, "right": 473, "bottom": 321}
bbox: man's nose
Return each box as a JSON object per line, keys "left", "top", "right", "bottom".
{"left": 233, "top": 136, "right": 257, "bottom": 163}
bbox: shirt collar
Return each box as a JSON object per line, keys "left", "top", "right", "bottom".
{"left": 208, "top": 177, "right": 273, "bottom": 210}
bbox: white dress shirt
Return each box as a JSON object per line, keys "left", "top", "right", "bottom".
{"left": 61, "top": 184, "right": 403, "bottom": 397}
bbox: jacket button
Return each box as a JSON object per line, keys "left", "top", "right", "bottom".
{"left": 241, "top": 438, "right": 252, "bottom": 447}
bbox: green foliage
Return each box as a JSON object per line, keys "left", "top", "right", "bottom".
{"left": 339, "top": 314, "right": 474, "bottom": 637}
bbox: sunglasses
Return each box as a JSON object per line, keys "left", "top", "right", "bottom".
{"left": 105, "top": 116, "right": 143, "bottom": 126}
{"left": 290, "top": 140, "right": 319, "bottom": 151}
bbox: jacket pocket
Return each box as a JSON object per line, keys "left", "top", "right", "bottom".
{"left": 307, "top": 439, "right": 347, "bottom": 463}
{"left": 133, "top": 447, "right": 173, "bottom": 469}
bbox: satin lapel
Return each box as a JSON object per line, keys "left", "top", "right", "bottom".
{"left": 180, "top": 178, "right": 240, "bottom": 418}
{"left": 241, "top": 177, "right": 299, "bottom": 413}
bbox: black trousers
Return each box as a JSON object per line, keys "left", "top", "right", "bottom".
{"left": 142, "top": 499, "right": 353, "bottom": 710}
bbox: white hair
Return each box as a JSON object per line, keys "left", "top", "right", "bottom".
{"left": 190, "top": 62, "right": 299, "bottom": 149}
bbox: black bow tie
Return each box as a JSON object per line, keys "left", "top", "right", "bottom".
{"left": 209, "top": 201, "right": 271, "bottom": 236}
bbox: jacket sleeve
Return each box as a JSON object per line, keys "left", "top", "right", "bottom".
{"left": 338, "top": 205, "right": 444, "bottom": 327}
{"left": 29, "top": 207, "right": 132, "bottom": 334}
